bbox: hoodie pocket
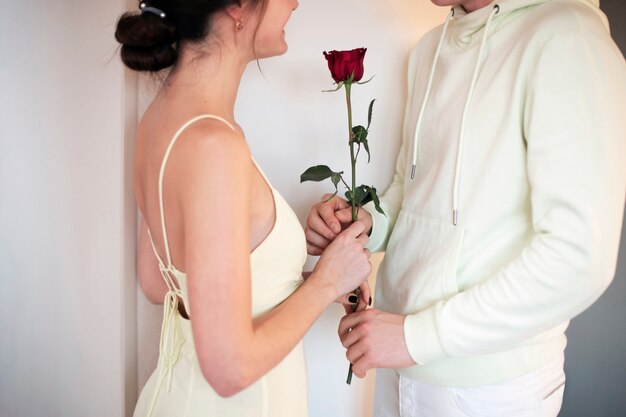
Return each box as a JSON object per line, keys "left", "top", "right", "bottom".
{"left": 377, "top": 210, "right": 466, "bottom": 314}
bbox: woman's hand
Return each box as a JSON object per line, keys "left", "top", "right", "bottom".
{"left": 304, "top": 272, "right": 371, "bottom": 313}
{"left": 306, "top": 194, "right": 373, "bottom": 256}
{"left": 308, "top": 221, "right": 372, "bottom": 300}
{"left": 336, "top": 281, "right": 372, "bottom": 314}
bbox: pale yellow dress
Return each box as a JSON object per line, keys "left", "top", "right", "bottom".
{"left": 133, "top": 115, "right": 309, "bottom": 417}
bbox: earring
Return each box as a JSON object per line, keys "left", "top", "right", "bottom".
{"left": 235, "top": 18, "right": 244, "bottom": 32}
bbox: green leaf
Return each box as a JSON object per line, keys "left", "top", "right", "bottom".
{"left": 356, "top": 187, "right": 369, "bottom": 206}
{"left": 325, "top": 172, "right": 342, "bottom": 203}
{"left": 345, "top": 185, "right": 369, "bottom": 207}
{"left": 352, "top": 125, "right": 370, "bottom": 163}
{"left": 345, "top": 185, "right": 386, "bottom": 216}
{"left": 329, "top": 173, "right": 344, "bottom": 197}
{"left": 356, "top": 75, "right": 375, "bottom": 85}
{"left": 359, "top": 188, "right": 373, "bottom": 206}
{"left": 362, "top": 138, "right": 371, "bottom": 163}
{"left": 352, "top": 125, "right": 368, "bottom": 143}
{"left": 367, "top": 186, "right": 386, "bottom": 216}
{"left": 301, "top": 165, "right": 345, "bottom": 198}
{"left": 322, "top": 82, "right": 344, "bottom": 93}
{"left": 367, "top": 99, "right": 376, "bottom": 130}
{"left": 331, "top": 173, "right": 342, "bottom": 188}
{"left": 300, "top": 165, "right": 338, "bottom": 183}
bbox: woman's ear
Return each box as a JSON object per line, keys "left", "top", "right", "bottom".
{"left": 223, "top": 3, "right": 245, "bottom": 23}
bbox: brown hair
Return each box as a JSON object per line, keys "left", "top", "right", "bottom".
{"left": 115, "top": 0, "right": 265, "bottom": 72}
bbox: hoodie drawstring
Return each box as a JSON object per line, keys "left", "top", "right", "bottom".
{"left": 411, "top": 5, "right": 500, "bottom": 226}
{"left": 453, "top": 4, "right": 500, "bottom": 225}
{"left": 411, "top": 8, "right": 455, "bottom": 180}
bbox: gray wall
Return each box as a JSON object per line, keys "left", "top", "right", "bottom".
{"left": 561, "top": 1, "right": 626, "bottom": 416}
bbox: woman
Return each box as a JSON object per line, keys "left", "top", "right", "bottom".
{"left": 115, "top": 1, "right": 373, "bottom": 416}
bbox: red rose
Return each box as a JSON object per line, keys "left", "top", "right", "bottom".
{"left": 323, "top": 48, "right": 367, "bottom": 83}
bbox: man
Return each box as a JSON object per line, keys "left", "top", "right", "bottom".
{"left": 305, "top": 0, "right": 626, "bottom": 415}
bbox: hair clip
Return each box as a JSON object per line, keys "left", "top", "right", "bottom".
{"left": 140, "top": 2, "right": 166, "bottom": 19}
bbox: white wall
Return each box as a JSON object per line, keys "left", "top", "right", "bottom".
{"left": 0, "top": 1, "right": 138, "bottom": 416}
{"left": 135, "top": 2, "right": 446, "bottom": 416}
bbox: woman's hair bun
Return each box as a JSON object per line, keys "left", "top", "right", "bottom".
{"left": 115, "top": 12, "right": 178, "bottom": 72}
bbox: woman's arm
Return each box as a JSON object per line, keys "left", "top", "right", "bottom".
{"left": 177, "top": 123, "right": 370, "bottom": 397}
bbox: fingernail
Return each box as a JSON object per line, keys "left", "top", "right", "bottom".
{"left": 348, "top": 295, "right": 358, "bottom": 304}
{"left": 368, "top": 297, "right": 372, "bottom": 306}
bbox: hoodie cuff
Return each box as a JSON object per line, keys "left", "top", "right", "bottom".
{"left": 362, "top": 201, "right": 389, "bottom": 252}
{"left": 404, "top": 306, "right": 447, "bottom": 365}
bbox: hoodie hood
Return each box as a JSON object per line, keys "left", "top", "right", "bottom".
{"left": 450, "top": 0, "right": 606, "bottom": 47}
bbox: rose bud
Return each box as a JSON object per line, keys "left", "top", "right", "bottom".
{"left": 323, "top": 48, "right": 367, "bottom": 84}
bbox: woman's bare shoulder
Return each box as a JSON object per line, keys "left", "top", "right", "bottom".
{"left": 171, "top": 118, "right": 250, "bottom": 176}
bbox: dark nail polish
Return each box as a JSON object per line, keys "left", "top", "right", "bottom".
{"left": 348, "top": 295, "right": 358, "bottom": 304}
{"left": 368, "top": 296, "right": 372, "bottom": 306}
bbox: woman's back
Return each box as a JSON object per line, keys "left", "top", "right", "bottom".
{"left": 133, "top": 112, "right": 309, "bottom": 417}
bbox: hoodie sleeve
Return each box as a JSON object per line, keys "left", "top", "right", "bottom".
{"left": 363, "top": 47, "right": 422, "bottom": 252}
{"left": 404, "top": 31, "right": 626, "bottom": 364}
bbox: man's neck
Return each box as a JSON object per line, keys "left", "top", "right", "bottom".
{"left": 460, "top": 0, "right": 494, "bottom": 13}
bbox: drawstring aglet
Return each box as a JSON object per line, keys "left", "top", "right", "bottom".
{"left": 453, "top": 210, "right": 458, "bottom": 226}
{"left": 411, "top": 165, "right": 416, "bottom": 179}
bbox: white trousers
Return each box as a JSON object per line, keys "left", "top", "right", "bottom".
{"left": 373, "top": 355, "right": 565, "bottom": 417}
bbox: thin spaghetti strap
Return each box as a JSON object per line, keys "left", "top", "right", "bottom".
{"left": 158, "top": 114, "right": 236, "bottom": 268}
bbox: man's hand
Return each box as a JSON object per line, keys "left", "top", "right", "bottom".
{"left": 338, "top": 309, "right": 416, "bottom": 379}
{"left": 306, "top": 194, "right": 373, "bottom": 256}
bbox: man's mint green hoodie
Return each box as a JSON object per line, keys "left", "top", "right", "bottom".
{"left": 365, "top": 0, "right": 626, "bottom": 386}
